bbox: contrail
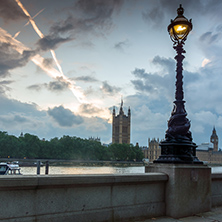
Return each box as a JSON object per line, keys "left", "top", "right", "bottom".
{"left": 14, "top": 0, "right": 87, "bottom": 103}
{"left": 13, "top": 8, "right": 45, "bottom": 39}
{"left": 0, "top": 28, "right": 86, "bottom": 103}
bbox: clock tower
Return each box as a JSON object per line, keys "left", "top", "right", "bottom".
{"left": 210, "top": 127, "right": 218, "bottom": 152}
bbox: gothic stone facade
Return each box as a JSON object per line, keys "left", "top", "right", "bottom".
{"left": 112, "top": 103, "right": 131, "bottom": 144}
{"left": 141, "top": 138, "right": 161, "bottom": 162}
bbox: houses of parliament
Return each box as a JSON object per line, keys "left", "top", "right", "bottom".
{"left": 141, "top": 127, "right": 222, "bottom": 164}
{"left": 112, "top": 101, "right": 222, "bottom": 164}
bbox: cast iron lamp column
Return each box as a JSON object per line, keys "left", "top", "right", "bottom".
{"left": 154, "top": 5, "right": 202, "bottom": 164}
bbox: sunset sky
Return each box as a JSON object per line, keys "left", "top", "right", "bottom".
{"left": 1, "top": 0, "right": 222, "bottom": 147}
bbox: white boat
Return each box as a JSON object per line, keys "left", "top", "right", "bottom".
{"left": 0, "top": 162, "right": 22, "bottom": 175}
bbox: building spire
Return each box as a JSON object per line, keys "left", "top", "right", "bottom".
{"left": 119, "top": 97, "right": 124, "bottom": 114}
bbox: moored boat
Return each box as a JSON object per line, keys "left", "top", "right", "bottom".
{"left": 0, "top": 162, "right": 22, "bottom": 175}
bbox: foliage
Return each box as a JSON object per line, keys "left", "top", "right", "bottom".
{"left": 0, "top": 131, "right": 144, "bottom": 161}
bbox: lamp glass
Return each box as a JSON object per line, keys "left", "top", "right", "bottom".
{"left": 169, "top": 23, "right": 190, "bottom": 41}
{"left": 173, "top": 24, "right": 189, "bottom": 38}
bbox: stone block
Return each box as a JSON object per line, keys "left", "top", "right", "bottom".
{"left": 146, "top": 164, "right": 211, "bottom": 218}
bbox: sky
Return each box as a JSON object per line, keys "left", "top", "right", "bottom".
{"left": 1, "top": 0, "right": 222, "bottom": 147}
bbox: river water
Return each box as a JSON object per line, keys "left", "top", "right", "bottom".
{"left": 20, "top": 165, "right": 222, "bottom": 175}
{"left": 21, "top": 166, "right": 145, "bottom": 175}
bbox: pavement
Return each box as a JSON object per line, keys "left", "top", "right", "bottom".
{"left": 135, "top": 207, "right": 222, "bottom": 222}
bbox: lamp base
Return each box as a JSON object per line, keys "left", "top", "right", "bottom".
{"left": 154, "top": 140, "right": 203, "bottom": 164}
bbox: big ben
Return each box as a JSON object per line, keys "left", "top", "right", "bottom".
{"left": 210, "top": 127, "right": 218, "bottom": 152}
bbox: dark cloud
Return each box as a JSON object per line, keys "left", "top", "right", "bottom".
{"left": 0, "top": 42, "right": 35, "bottom": 77}
{"left": 0, "top": 0, "right": 28, "bottom": 22}
{"left": 50, "top": 0, "right": 123, "bottom": 38}
{"left": 74, "top": 76, "right": 98, "bottom": 82}
{"left": 48, "top": 78, "right": 70, "bottom": 92}
{"left": 101, "top": 81, "right": 121, "bottom": 95}
{"left": 142, "top": 0, "right": 203, "bottom": 28}
{"left": 36, "top": 35, "right": 72, "bottom": 51}
{"left": 47, "top": 105, "right": 83, "bottom": 127}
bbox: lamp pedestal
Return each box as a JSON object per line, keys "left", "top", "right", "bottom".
{"left": 145, "top": 164, "right": 211, "bottom": 218}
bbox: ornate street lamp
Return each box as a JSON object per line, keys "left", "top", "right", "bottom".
{"left": 154, "top": 5, "right": 202, "bottom": 164}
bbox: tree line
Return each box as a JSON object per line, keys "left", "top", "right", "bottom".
{"left": 0, "top": 131, "right": 144, "bottom": 161}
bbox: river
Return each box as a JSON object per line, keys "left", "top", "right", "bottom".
{"left": 20, "top": 165, "right": 222, "bottom": 175}
{"left": 21, "top": 165, "right": 145, "bottom": 175}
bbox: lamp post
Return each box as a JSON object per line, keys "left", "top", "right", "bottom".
{"left": 154, "top": 5, "right": 202, "bottom": 164}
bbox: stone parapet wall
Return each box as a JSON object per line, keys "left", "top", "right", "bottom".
{"left": 211, "top": 173, "right": 222, "bottom": 207}
{"left": 0, "top": 173, "right": 167, "bottom": 222}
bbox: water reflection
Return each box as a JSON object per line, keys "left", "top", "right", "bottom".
{"left": 21, "top": 166, "right": 145, "bottom": 175}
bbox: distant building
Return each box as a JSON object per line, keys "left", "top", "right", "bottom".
{"left": 112, "top": 100, "right": 131, "bottom": 144}
{"left": 196, "top": 127, "right": 222, "bottom": 164}
{"left": 89, "top": 137, "right": 101, "bottom": 142}
{"left": 140, "top": 138, "right": 161, "bottom": 163}
{"left": 140, "top": 146, "right": 148, "bottom": 159}
{"left": 210, "top": 127, "right": 219, "bottom": 151}
{"left": 148, "top": 138, "right": 161, "bottom": 163}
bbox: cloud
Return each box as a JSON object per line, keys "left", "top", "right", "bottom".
{"left": 49, "top": 0, "right": 123, "bottom": 38}
{"left": 0, "top": 80, "right": 14, "bottom": 93}
{"left": 142, "top": 0, "right": 203, "bottom": 28}
{"left": 48, "top": 78, "right": 70, "bottom": 92}
{"left": 199, "top": 32, "right": 221, "bottom": 45}
{"left": 100, "top": 81, "right": 121, "bottom": 95}
{"left": 47, "top": 105, "right": 83, "bottom": 127}
{"left": 79, "top": 103, "right": 105, "bottom": 115}
{"left": 42, "top": 58, "right": 54, "bottom": 69}
{"left": 74, "top": 76, "right": 98, "bottom": 82}
{"left": 84, "top": 116, "right": 109, "bottom": 133}
{"left": 27, "top": 78, "right": 70, "bottom": 93}
{"left": 0, "top": 42, "right": 35, "bottom": 77}
{"left": 27, "top": 84, "right": 45, "bottom": 92}
{"left": 122, "top": 94, "right": 169, "bottom": 145}
{"left": 114, "top": 39, "right": 130, "bottom": 51}
{"left": 201, "top": 58, "right": 211, "bottom": 67}
{"left": 131, "top": 56, "right": 175, "bottom": 101}
{"left": 0, "top": 91, "right": 112, "bottom": 143}
{"left": 0, "top": 0, "right": 28, "bottom": 22}
{"left": 36, "top": 35, "right": 72, "bottom": 51}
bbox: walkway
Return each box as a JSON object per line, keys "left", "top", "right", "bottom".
{"left": 135, "top": 207, "right": 222, "bottom": 222}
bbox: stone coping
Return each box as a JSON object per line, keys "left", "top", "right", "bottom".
{"left": 147, "top": 163, "right": 210, "bottom": 169}
{"left": 0, "top": 173, "right": 168, "bottom": 190}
